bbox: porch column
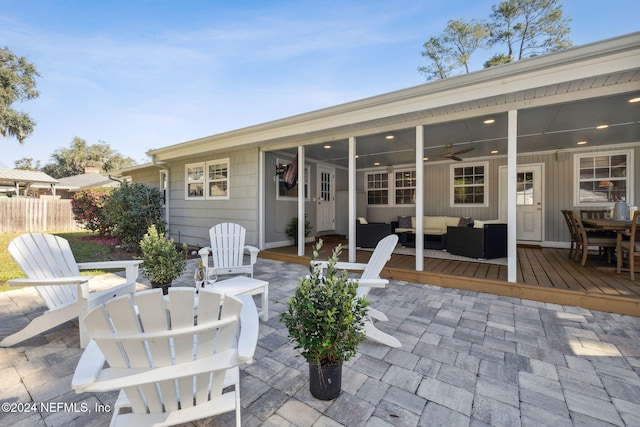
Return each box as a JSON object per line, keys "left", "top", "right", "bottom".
{"left": 415, "top": 126, "right": 424, "bottom": 271}
{"left": 507, "top": 110, "right": 518, "bottom": 282}
{"left": 348, "top": 136, "right": 356, "bottom": 263}
{"left": 297, "top": 145, "right": 306, "bottom": 257}
{"left": 258, "top": 149, "right": 265, "bottom": 250}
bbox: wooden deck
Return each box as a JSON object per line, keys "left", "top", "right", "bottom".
{"left": 260, "top": 240, "right": 640, "bottom": 317}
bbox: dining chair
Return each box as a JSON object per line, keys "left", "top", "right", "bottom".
{"left": 580, "top": 209, "right": 607, "bottom": 219}
{"left": 561, "top": 209, "right": 579, "bottom": 259}
{"left": 616, "top": 210, "right": 640, "bottom": 280}
{"left": 570, "top": 210, "right": 617, "bottom": 266}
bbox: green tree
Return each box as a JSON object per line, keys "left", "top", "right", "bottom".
{"left": 418, "top": 36, "right": 456, "bottom": 81}
{"left": 104, "top": 183, "right": 166, "bottom": 251}
{"left": 0, "top": 47, "right": 40, "bottom": 143}
{"left": 487, "top": 0, "right": 572, "bottom": 65}
{"left": 419, "top": 19, "right": 488, "bottom": 81}
{"left": 14, "top": 157, "right": 42, "bottom": 170}
{"left": 419, "top": 0, "right": 571, "bottom": 80}
{"left": 42, "top": 137, "right": 136, "bottom": 178}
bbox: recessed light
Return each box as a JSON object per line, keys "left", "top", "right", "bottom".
{"left": 385, "top": 135, "right": 395, "bottom": 140}
{"left": 324, "top": 145, "right": 331, "bottom": 149}
{"left": 629, "top": 97, "right": 640, "bottom": 103}
{"left": 491, "top": 150, "right": 499, "bottom": 154}
{"left": 596, "top": 124, "right": 609, "bottom": 130}
{"left": 484, "top": 119, "right": 495, "bottom": 124}
{"left": 577, "top": 141, "right": 588, "bottom": 145}
{"left": 423, "top": 157, "right": 429, "bottom": 161}
{"left": 374, "top": 162, "right": 380, "bottom": 166}
{"left": 354, "top": 155, "right": 359, "bottom": 159}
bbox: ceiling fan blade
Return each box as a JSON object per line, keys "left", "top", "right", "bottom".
{"left": 451, "top": 156, "right": 463, "bottom": 161}
{"left": 451, "top": 147, "right": 474, "bottom": 156}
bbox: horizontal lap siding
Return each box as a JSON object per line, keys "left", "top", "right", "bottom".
{"left": 161, "top": 148, "right": 260, "bottom": 248}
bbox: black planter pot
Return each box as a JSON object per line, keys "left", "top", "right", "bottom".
{"left": 151, "top": 283, "right": 171, "bottom": 295}
{"left": 309, "top": 362, "right": 342, "bottom": 400}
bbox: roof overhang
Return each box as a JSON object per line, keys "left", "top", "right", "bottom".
{"left": 138, "top": 32, "right": 639, "bottom": 167}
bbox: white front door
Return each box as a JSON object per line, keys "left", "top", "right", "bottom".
{"left": 317, "top": 166, "right": 335, "bottom": 232}
{"left": 499, "top": 164, "right": 544, "bottom": 241}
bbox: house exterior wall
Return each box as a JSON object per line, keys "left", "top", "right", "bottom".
{"left": 363, "top": 144, "right": 639, "bottom": 247}
{"left": 128, "top": 148, "right": 260, "bottom": 248}
{"left": 128, "top": 143, "right": 638, "bottom": 250}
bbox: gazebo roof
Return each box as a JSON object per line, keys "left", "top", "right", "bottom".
{"left": 0, "top": 168, "right": 58, "bottom": 187}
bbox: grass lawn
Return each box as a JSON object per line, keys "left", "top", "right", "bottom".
{"left": 0, "top": 231, "right": 125, "bottom": 292}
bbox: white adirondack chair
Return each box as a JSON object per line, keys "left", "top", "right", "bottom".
{"left": 72, "top": 288, "right": 259, "bottom": 427}
{"left": 1, "top": 233, "right": 141, "bottom": 348}
{"left": 314, "top": 234, "right": 402, "bottom": 348}
{"left": 199, "top": 222, "right": 260, "bottom": 277}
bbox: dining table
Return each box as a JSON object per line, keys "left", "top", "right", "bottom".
{"left": 581, "top": 217, "right": 635, "bottom": 273}
{"left": 581, "top": 217, "right": 633, "bottom": 232}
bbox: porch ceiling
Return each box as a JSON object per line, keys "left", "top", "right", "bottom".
{"left": 277, "top": 88, "right": 640, "bottom": 170}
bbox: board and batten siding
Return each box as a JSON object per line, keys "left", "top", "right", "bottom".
{"left": 362, "top": 143, "right": 639, "bottom": 247}
{"left": 365, "top": 157, "right": 506, "bottom": 225}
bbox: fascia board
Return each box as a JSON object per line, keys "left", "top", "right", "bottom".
{"left": 148, "top": 32, "right": 640, "bottom": 161}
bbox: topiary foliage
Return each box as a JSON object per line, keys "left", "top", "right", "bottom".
{"left": 139, "top": 225, "right": 187, "bottom": 286}
{"left": 104, "top": 182, "right": 166, "bottom": 251}
{"left": 280, "top": 240, "right": 368, "bottom": 366}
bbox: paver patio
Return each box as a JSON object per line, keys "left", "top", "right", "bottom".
{"left": 1, "top": 257, "right": 639, "bottom": 426}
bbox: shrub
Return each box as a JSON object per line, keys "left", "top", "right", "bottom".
{"left": 104, "top": 182, "right": 166, "bottom": 251}
{"left": 139, "top": 225, "right": 187, "bottom": 288}
{"left": 280, "top": 240, "right": 368, "bottom": 366}
{"left": 71, "top": 188, "right": 113, "bottom": 235}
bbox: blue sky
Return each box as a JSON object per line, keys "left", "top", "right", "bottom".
{"left": 1, "top": 0, "right": 638, "bottom": 168}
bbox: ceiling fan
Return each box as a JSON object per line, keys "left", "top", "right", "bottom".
{"left": 440, "top": 144, "right": 474, "bottom": 161}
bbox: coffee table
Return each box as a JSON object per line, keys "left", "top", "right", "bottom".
{"left": 209, "top": 276, "right": 269, "bottom": 321}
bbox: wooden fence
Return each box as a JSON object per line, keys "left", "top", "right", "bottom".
{"left": 0, "top": 198, "right": 82, "bottom": 233}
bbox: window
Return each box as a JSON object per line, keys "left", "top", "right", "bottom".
{"left": 276, "top": 158, "right": 310, "bottom": 200}
{"left": 185, "top": 159, "right": 229, "bottom": 200}
{"left": 575, "top": 150, "right": 632, "bottom": 205}
{"left": 516, "top": 172, "right": 534, "bottom": 206}
{"left": 159, "top": 171, "right": 168, "bottom": 205}
{"left": 366, "top": 172, "right": 389, "bottom": 205}
{"left": 207, "top": 160, "right": 229, "bottom": 198}
{"left": 451, "top": 162, "right": 488, "bottom": 206}
{"left": 395, "top": 170, "right": 416, "bottom": 205}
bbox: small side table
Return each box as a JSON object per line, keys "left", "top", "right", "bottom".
{"left": 209, "top": 276, "right": 269, "bottom": 321}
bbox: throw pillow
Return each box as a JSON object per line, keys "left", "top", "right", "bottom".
{"left": 398, "top": 216, "right": 412, "bottom": 228}
{"left": 458, "top": 217, "right": 474, "bottom": 227}
{"left": 357, "top": 217, "right": 368, "bottom": 224}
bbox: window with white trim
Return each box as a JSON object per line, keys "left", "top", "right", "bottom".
{"left": 450, "top": 162, "right": 488, "bottom": 206}
{"left": 160, "top": 171, "right": 168, "bottom": 205}
{"left": 276, "top": 158, "right": 310, "bottom": 200}
{"left": 366, "top": 172, "right": 389, "bottom": 205}
{"left": 185, "top": 159, "right": 230, "bottom": 200}
{"left": 575, "top": 150, "right": 632, "bottom": 205}
{"left": 395, "top": 169, "right": 416, "bottom": 205}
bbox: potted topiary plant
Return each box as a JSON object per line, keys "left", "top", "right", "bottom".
{"left": 139, "top": 225, "right": 188, "bottom": 295}
{"left": 280, "top": 240, "right": 368, "bottom": 400}
{"left": 286, "top": 214, "right": 312, "bottom": 246}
